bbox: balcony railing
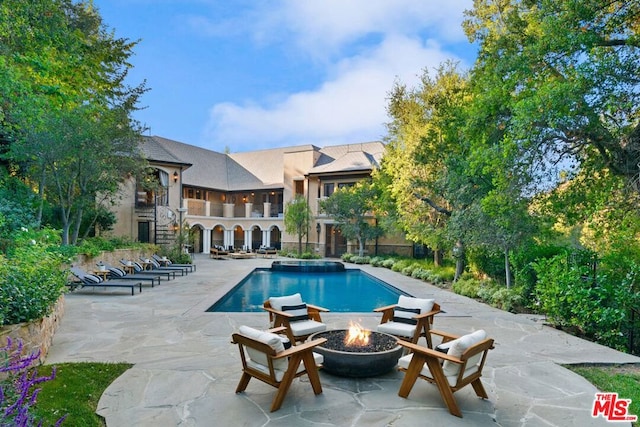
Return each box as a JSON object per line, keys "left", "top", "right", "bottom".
{"left": 182, "top": 199, "right": 283, "bottom": 219}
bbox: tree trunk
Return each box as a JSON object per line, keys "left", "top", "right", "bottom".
{"left": 434, "top": 249, "right": 443, "bottom": 267}
{"left": 504, "top": 247, "right": 512, "bottom": 289}
{"left": 358, "top": 238, "right": 365, "bottom": 257}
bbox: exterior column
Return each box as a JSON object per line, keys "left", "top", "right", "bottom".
{"left": 262, "top": 229, "right": 271, "bottom": 247}
{"left": 224, "top": 229, "right": 233, "bottom": 249}
{"left": 203, "top": 228, "right": 211, "bottom": 254}
{"left": 244, "top": 229, "right": 252, "bottom": 250}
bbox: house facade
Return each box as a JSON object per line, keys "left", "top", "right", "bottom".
{"left": 110, "top": 136, "right": 413, "bottom": 258}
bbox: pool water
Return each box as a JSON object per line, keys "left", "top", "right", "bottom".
{"left": 207, "top": 268, "right": 409, "bottom": 312}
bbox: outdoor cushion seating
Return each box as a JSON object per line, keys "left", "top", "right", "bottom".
{"left": 396, "top": 329, "right": 494, "bottom": 417}
{"left": 375, "top": 295, "right": 441, "bottom": 348}
{"left": 120, "top": 259, "right": 176, "bottom": 280}
{"left": 152, "top": 254, "right": 196, "bottom": 272}
{"left": 69, "top": 267, "right": 142, "bottom": 296}
{"left": 210, "top": 246, "right": 229, "bottom": 259}
{"left": 100, "top": 263, "right": 161, "bottom": 287}
{"left": 263, "top": 293, "right": 329, "bottom": 343}
{"left": 257, "top": 246, "right": 278, "bottom": 258}
{"left": 140, "top": 257, "right": 189, "bottom": 275}
{"left": 232, "top": 325, "right": 326, "bottom": 412}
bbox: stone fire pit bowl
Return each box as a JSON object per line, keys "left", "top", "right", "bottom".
{"left": 308, "top": 330, "right": 403, "bottom": 378}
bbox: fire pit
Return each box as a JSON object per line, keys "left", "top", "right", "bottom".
{"left": 308, "top": 323, "right": 403, "bottom": 377}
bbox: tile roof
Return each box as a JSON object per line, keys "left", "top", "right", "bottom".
{"left": 144, "top": 136, "right": 384, "bottom": 191}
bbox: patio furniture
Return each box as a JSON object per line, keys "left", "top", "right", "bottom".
{"left": 69, "top": 267, "right": 142, "bottom": 296}
{"left": 396, "top": 329, "right": 494, "bottom": 417}
{"left": 374, "top": 295, "right": 441, "bottom": 348}
{"left": 210, "top": 246, "right": 229, "bottom": 259}
{"left": 232, "top": 325, "right": 326, "bottom": 412}
{"left": 263, "top": 293, "right": 329, "bottom": 344}
{"left": 152, "top": 254, "right": 196, "bottom": 272}
{"left": 120, "top": 259, "right": 176, "bottom": 280}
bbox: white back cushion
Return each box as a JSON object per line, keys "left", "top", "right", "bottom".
{"left": 397, "top": 295, "right": 435, "bottom": 314}
{"left": 238, "top": 326, "right": 287, "bottom": 371}
{"left": 269, "top": 293, "right": 303, "bottom": 311}
{"left": 442, "top": 329, "right": 487, "bottom": 376}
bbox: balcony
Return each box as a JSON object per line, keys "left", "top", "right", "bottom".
{"left": 183, "top": 199, "right": 283, "bottom": 219}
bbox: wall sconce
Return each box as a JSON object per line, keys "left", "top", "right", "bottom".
{"left": 316, "top": 223, "right": 321, "bottom": 235}
{"left": 173, "top": 171, "right": 178, "bottom": 183}
{"left": 172, "top": 222, "right": 179, "bottom": 233}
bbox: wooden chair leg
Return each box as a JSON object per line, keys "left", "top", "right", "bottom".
{"left": 426, "top": 358, "right": 462, "bottom": 417}
{"left": 471, "top": 378, "right": 488, "bottom": 399}
{"left": 302, "top": 352, "right": 323, "bottom": 395}
{"left": 235, "top": 372, "right": 252, "bottom": 393}
{"left": 398, "top": 354, "right": 426, "bottom": 398}
{"left": 270, "top": 354, "right": 301, "bottom": 412}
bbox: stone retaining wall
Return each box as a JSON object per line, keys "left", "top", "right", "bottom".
{"left": 0, "top": 295, "right": 65, "bottom": 364}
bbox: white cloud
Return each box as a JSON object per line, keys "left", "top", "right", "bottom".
{"left": 203, "top": 35, "right": 461, "bottom": 151}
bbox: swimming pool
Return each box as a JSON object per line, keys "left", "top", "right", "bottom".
{"left": 207, "top": 268, "right": 409, "bottom": 312}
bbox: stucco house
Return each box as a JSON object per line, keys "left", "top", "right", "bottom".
{"left": 110, "top": 136, "right": 413, "bottom": 257}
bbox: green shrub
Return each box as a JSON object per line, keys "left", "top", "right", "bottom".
{"left": 370, "top": 256, "right": 385, "bottom": 267}
{"left": 351, "top": 256, "right": 370, "bottom": 264}
{"left": 451, "top": 277, "right": 484, "bottom": 298}
{"left": 532, "top": 253, "right": 633, "bottom": 351}
{"left": 341, "top": 252, "right": 354, "bottom": 262}
{"left": 391, "top": 259, "right": 412, "bottom": 272}
{"left": 0, "top": 228, "right": 67, "bottom": 326}
{"left": 382, "top": 258, "right": 396, "bottom": 269}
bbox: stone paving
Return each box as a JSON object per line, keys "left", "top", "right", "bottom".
{"left": 45, "top": 255, "right": 640, "bottom": 426}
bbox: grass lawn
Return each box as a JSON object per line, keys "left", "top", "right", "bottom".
{"left": 566, "top": 364, "right": 640, "bottom": 425}
{"left": 31, "top": 362, "right": 132, "bottom": 426}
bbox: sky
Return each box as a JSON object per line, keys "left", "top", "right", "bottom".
{"left": 92, "top": 0, "right": 477, "bottom": 153}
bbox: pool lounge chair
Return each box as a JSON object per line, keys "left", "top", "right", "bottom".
{"left": 152, "top": 254, "right": 196, "bottom": 272}
{"left": 100, "top": 263, "right": 161, "bottom": 287}
{"left": 69, "top": 267, "right": 142, "bottom": 296}
{"left": 140, "top": 257, "right": 189, "bottom": 276}
{"left": 119, "top": 260, "right": 176, "bottom": 280}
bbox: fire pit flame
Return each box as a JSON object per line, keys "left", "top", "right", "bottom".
{"left": 344, "top": 321, "right": 370, "bottom": 347}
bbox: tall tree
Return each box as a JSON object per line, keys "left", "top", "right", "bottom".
{"left": 284, "top": 195, "right": 312, "bottom": 255}
{"left": 319, "top": 181, "right": 383, "bottom": 257}
{"left": 0, "top": 0, "right": 147, "bottom": 244}
{"left": 464, "top": 0, "right": 640, "bottom": 196}
{"left": 376, "top": 62, "right": 476, "bottom": 271}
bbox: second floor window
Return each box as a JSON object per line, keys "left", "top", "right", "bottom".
{"left": 323, "top": 183, "right": 335, "bottom": 197}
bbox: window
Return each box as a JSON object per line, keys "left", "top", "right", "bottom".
{"left": 295, "top": 180, "right": 304, "bottom": 195}
{"left": 338, "top": 182, "right": 354, "bottom": 189}
{"left": 323, "top": 183, "right": 335, "bottom": 197}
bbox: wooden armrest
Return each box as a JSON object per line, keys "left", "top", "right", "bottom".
{"left": 273, "top": 338, "right": 328, "bottom": 359}
{"left": 267, "top": 326, "right": 288, "bottom": 334}
{"left": 306, "top": 304, "right": 329, "bottom": 313}
{"left": 397, "top": 340, "right": 462, "bottom": 364}
{"left": 430, "top": 329, "right": 460, "bottom": 341}
{"left": 263, "top": 306, "right": 293, "bottom": 318}
{"left": 413, "top": 307, "right": 441, "bottom": 320}
{"left": 373, "top": 304, "right": 396, "bottom": 313}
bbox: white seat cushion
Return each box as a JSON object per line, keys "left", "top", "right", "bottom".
{"left": 398, "top": 353, "right": 480, "bottom": 387}
{"left": 247, "top": 351, "right": 324, "bottom": 382}
{"left": 290, "top": 319, "right": 326, "bottom": 337}
{"left": 377, "top": 321, "right": 417, "bottom": 338}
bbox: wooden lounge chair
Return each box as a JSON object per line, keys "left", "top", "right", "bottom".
{"left": 396, "top": 329, "right": 494, "bottom": 417}
{"left": 210, "top": 246, "right": 229, "bottom": 259}
{"left": 374, "top": 295, "right": 441, "bottom": 348}
{"left": 263, "top": 293, "right": 329, "bottom": 343}
{"left": 232, "top": 325, "right": 326, "bottom": 412}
